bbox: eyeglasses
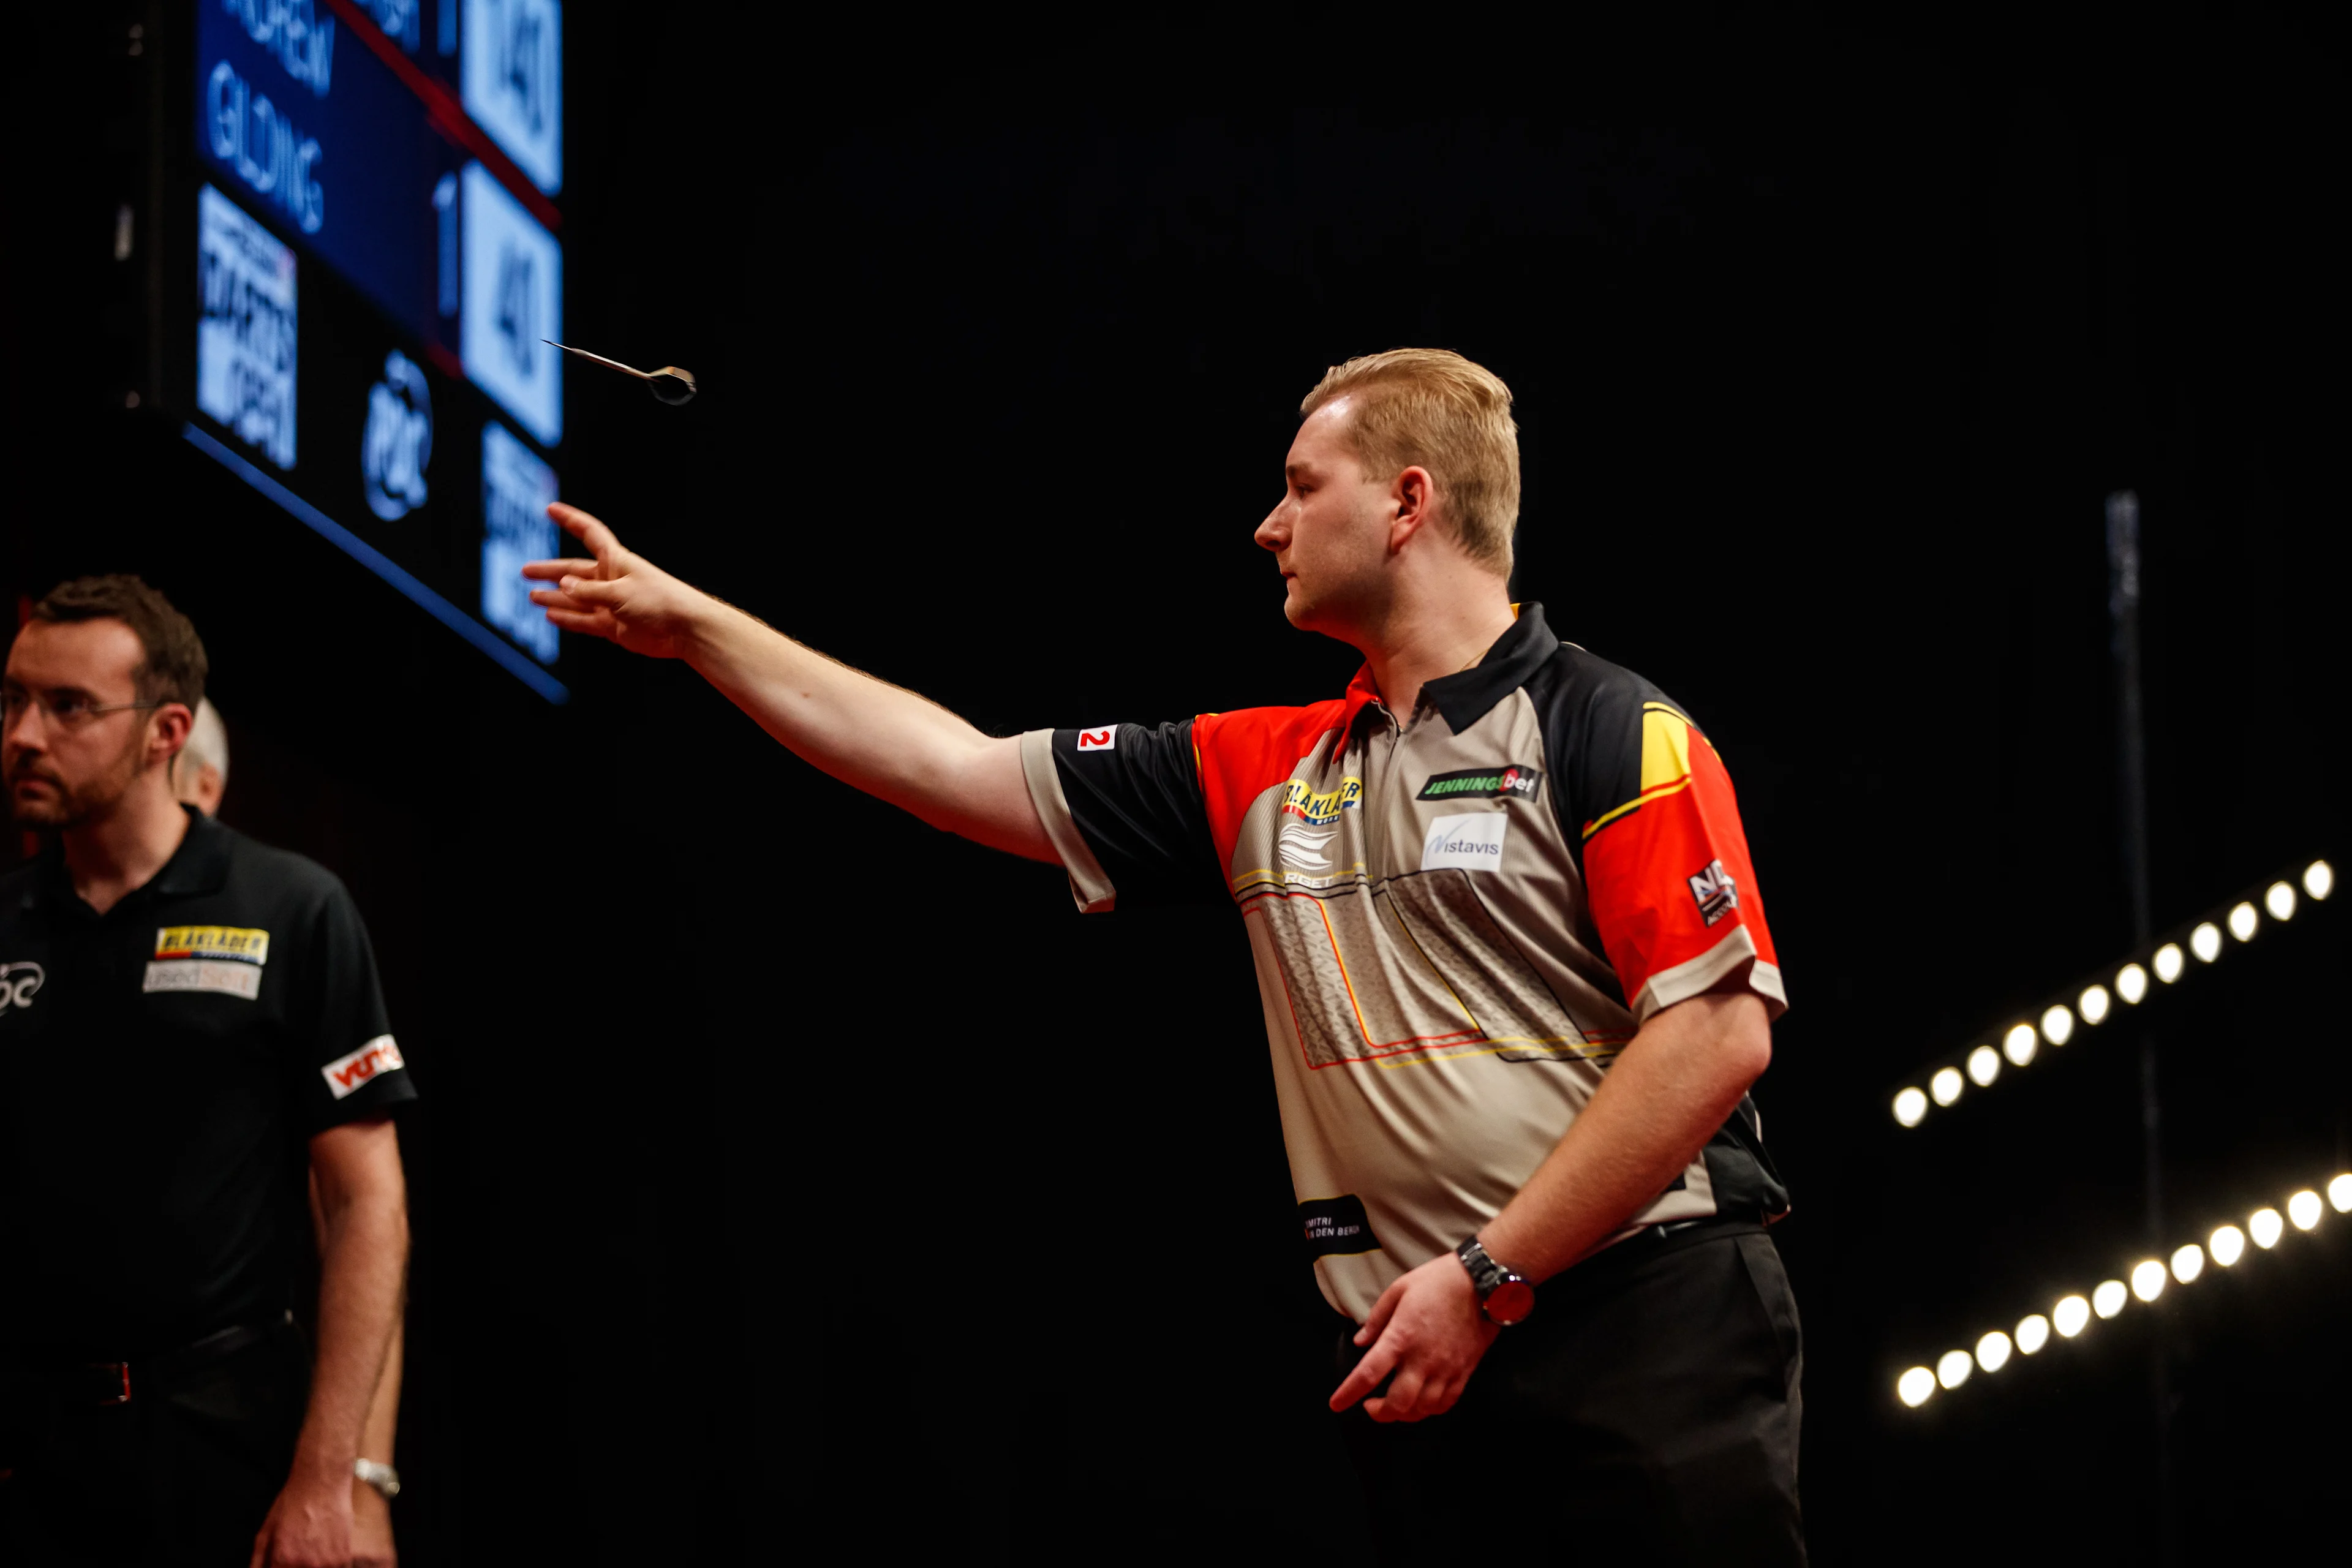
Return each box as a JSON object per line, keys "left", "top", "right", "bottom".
{"left": 1, "top": 689, "right": 168, "bottom": 729}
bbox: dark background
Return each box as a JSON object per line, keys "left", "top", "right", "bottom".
{"left": 6, "top": 7, "right": 2348, "bottom": 1562}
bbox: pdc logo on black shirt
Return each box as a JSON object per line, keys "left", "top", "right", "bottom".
{"left": 1, "top": 961, "right": 45, "bottom": 1016}
{"left": 1417, "top": 764, "right": 1542, "bottom": 803}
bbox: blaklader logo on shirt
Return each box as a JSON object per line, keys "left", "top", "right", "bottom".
{"left": 1422, "top": 814, "right": 1508, "bottom": 871}
{"left": 322, "top": 1035, "right": 405, "bottom": 1100}
{"left": 1280, "top": 775, "right": 1363, "bottom": 826}
{"left": 154, "top": 926, "right": 271, "bottom": 964}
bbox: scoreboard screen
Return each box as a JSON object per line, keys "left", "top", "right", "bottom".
{"left": 144, "top": 0, "right": 570, "bottom": 702}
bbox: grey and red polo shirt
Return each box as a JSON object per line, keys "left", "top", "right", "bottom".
{"left": 1020, "top": 605, "right": 1788, "bottom": 1322}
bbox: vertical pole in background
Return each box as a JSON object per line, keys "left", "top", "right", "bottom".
{"left": 2106, "top": 489, "right": 2173, "bottom": 1561}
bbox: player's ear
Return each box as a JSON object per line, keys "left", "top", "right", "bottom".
{"left": 1390, "top": 466, "right": 1436, "bottom": 549}
{"left": 148, "top": 703, "right": 194, "bottom": 771}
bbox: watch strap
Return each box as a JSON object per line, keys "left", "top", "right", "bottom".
{"left": 353, "top": 1458, "right": 401, "bottom": 1499}
{"left": 1456, "top": 1236, "right": 1509, "bottom": 1295}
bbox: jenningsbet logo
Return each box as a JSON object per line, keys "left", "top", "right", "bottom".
{"left": 1417, "top": 765, "right": 1542, "bottom": 802}
{"left": 1, "top": 962, "right": 46, "bottom": 1016}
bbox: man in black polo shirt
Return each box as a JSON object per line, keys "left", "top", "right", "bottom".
{"left": 1, "top": 578, "right": 413, "bottom": 1566}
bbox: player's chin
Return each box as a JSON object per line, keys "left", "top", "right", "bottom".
{"left": 7, "top": 791, "right": 69, "bottom": 829}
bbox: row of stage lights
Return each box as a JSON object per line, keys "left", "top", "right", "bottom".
{"left": 1897, "top": 1173, "right": 2352, "bottom": 1408}
{"left": 1891, "top": 860, "right": 2334, "bottom": 1129}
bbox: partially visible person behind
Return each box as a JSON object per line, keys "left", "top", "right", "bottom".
{"left": 164, "top": 693, "right": 411, "bottom": 1565}
{"left": 0, "top": 577, "right": 413, "bottom": 1567}
{"left": 169, "top": 697, "right": 228, "bottom": 818}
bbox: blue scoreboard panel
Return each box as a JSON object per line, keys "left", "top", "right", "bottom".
{"left": 148, "top": 1, "right": 569, "bottom": 701}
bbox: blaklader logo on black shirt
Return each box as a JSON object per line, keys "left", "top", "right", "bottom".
{"left": 1417, "top": 764, "right": 1542, "bottom": 802}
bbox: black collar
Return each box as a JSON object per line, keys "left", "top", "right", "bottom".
{"left": 153, "top": 807, "right": 233, "bottom": 897}
{"left": 20, "top": 805, "right": 230, "bottom": 914}
{"left": 1420, "top": 603, "right": 1562, "bottom": 734}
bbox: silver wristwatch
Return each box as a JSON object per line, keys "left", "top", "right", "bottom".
{"left": 353, "top": 1458, "right": 401, "bottom": 1499}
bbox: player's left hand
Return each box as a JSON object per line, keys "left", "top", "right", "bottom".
{"left": 1327, "top": 1248, "right": 1501, "bottom": 1423}
{"left": 247, "top": 1470, "right": 353, "bottom": 1567}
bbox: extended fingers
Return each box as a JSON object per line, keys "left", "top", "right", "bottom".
{"left": 536, "top": 576, "right": 625, "bottom": 608}
{"left": 548, "top": 502, "right": 622, "bottom": 561}
{"left": 1329, "top": 1341, "right": 1400, "bottom": 1413}
{"left": 519, "top": 556, "right": 598, "bottom": 582}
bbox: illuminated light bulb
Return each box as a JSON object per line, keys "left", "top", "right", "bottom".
{"left": 2152, "top": 944, "right": 2184, "bottom": 984}
{"left": 1967, "top": 1045, "right": 2002, "bottom": 1087}
{"left": 2288, "top": 1189, "right": 2323, "bottom": 1231}
{"left": 2265, "top": 881, "right": 2296, "bottom": 921}
{"left": 2329, "top": 1175, "right": 2352, "bottom": 1215}
{"left": 2054, "top": 1295, "right": 2092, "bottom": 1337}
{"left": 2227, "top": 902, "right": 2258, "bottom": 942}
{"left": 1930, "top": 1067, "right": 1964, "bottom": 1107}
{"left": 2250, "top": 1208, "right": 2284, "bottom": 1249}
{"left": 1898, "top": 1366, "right": 1936, "bottom": 1408}
{"left": 1936, "top": 1349, "right": 1973, "bottom": 1389}
{"left": 2169, "top": 1244, "right": 2204, "bottom": 1284}
{"left": 2079, "top": 984, "right": 2111, "bottom": 1024}
{"left": 2015, "top": 1314, "right": 2051, "bottom": 1354}
{"left": 2003, "top": 1024, "right": 2039, "bottom": 1066}
{"left": 2190, "top": 922, "right": 2222, "bottom": 963}
{"left": 1975, "top": 1330, "right": 2013, "bottom": 1373}
{"left": 1893, "top": 1087, "right": 1929, "bottom": 1128}
{"left": 2130, "top": 1260, "right": 2166, "bottom": 1302}
{"left": 2040, "top": 1006, "right": 2075, "bottom": 1046}
{"left": 2210, "top": 1225, "right": 2245, "bottom": 1266}
{"left": 2117, "top": 963, "right": 2150, "bottom": 1003}
{"left": 2092, "top": 1280, "right": 2128, "bottom": 1319}
{"left": 2307, "top": 860, "right": 2334, "bottom": 900}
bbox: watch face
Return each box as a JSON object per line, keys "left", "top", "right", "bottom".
{"left": 1483, "top": 1279, "right": 1536, "bottom": 1326}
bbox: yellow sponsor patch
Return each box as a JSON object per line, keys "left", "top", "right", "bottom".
{"left": 1280, "top": 775, "right": 1363, "bottom": 826}
{"left": 154, "top": 926, "right": 271, "bottom": 965}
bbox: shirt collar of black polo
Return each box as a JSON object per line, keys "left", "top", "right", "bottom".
{"left": 23, "top": 804, "right": 229, "bottom": 915}
{"left": 1419, "top": 602, "right": 1561, "bottom": 734}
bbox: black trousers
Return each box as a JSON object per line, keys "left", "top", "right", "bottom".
{"left": 1334, "top": 1224, "right": 1805, "bottom": 1566}
{"left": 0, "top": 1326, "right": 307, "bottom": 1567}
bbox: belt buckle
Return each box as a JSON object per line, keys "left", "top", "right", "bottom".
{"left": 86, "top": 1362, "right": 130, "bottom": 1405}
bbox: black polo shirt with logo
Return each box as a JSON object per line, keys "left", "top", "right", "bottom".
{"left": 0, "top": 808, "right": 416, "bottom": 1357}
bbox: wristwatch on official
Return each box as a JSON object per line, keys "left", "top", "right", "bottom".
{"left": 353, "top": 1458, "right": 401, "bottom": 1500}
{"left": 1455, "top": 1237, "right": 1536, "bottom": 1326}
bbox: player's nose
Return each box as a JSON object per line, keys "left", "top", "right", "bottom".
{"left": 1254, "top": 504, "right": 1289, "bottom": 552}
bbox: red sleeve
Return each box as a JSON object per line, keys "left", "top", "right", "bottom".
{"left": 1581, "top": 707, "right": 1784, "bottom": 1022}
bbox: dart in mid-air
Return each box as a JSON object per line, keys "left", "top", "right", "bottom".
{"left": 544, "top": 341, "right": 698, "bottom": 405}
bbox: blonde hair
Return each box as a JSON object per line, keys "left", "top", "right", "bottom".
{"left": 1300, "top": 349, "right": 1520, "bottom": 571}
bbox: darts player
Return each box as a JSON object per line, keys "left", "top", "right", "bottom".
{"left": 525, "top": 349, "right": 1803, "bottom": 1563}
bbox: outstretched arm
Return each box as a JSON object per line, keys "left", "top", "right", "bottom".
{"left": 524, "top": 504, "right": 1055, "bottom": 862}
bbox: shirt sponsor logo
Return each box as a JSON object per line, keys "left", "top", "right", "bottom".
{"left": 322, "top": 1035, "right": 406, "bottom": 1100}
{"left": 1280, "top": 775, "right": 1363, "bottom": 827}
{"left": 154, "top": 925, "right": 271, "bottom": 965}
{"left": 1422, "top": 813, "right": 1509, "bottom": 872}
{"left": 1, "top": 961, "right": 45, "bottom": 1015}
{"left": 1076, "top": 727, "right": 1117, "bottom": 752}
{"left": 1277, "top": 818, "right": 1340, "bottom": 872}
{"left": 1688, "top": 858, "right": 1739, "bottom": 926}
{"left": 143, "top": 960, "right": 263, "bottom": 1000}
{"left": 1417, "top": 764, "right": 1542, "bottom": 802}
